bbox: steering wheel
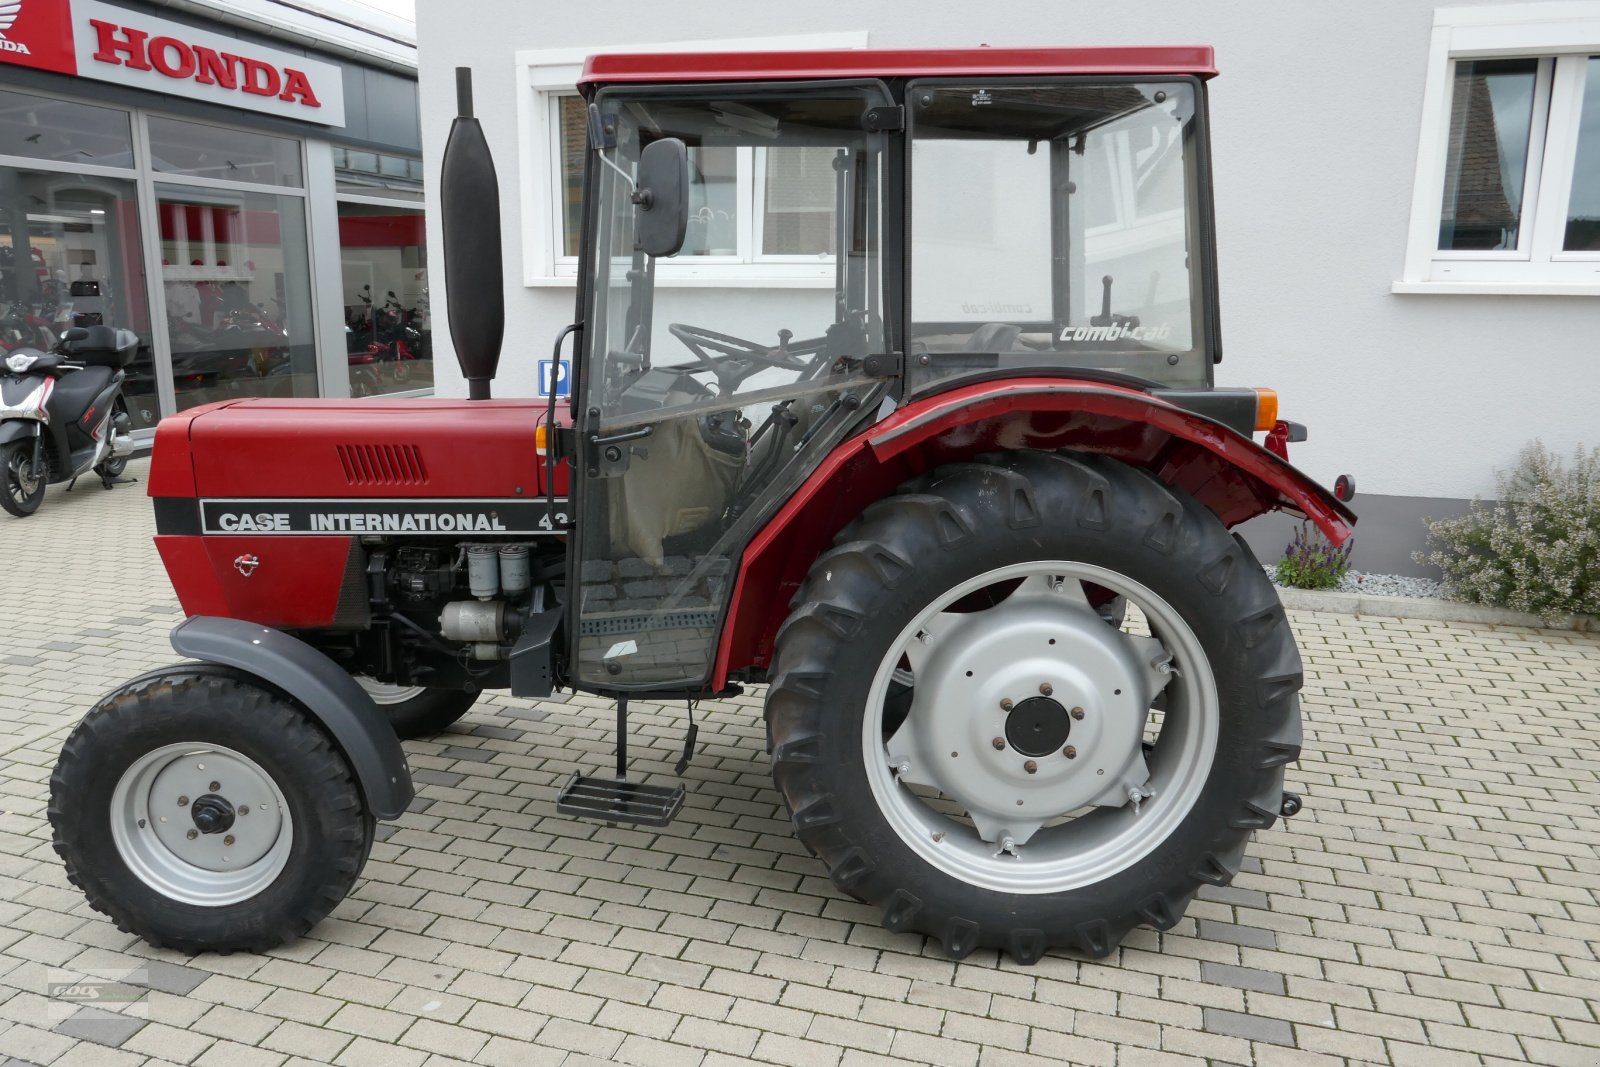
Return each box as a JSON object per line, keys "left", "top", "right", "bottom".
{"left": 668, "top": 323, "right": 823, "bottom": 394}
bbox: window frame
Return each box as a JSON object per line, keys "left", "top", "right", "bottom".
{"left": 1397, "top": 2, "right": 1600, "bottom": 295}
{"left": 514, "top": 31, "right": 868, "bottom": 288}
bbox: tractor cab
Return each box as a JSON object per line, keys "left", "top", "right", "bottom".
{"left": 567, "top": 50, "right": 1227, "bottom": 690}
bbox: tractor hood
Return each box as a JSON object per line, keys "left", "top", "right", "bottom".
{"left": 151, "top": 398, "right": 553, "bottom": 501}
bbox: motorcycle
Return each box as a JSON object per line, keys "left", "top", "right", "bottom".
{"left": 0, "top": 325, "right": 138, "bottom": 518}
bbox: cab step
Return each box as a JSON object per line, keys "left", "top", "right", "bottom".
{"left": 554, "top": 694, "right": 685, "bottom": 827}
{"left": 555, "top": 773, "right": 684, "bottom": 827}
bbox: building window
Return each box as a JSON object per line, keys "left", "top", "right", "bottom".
{"left": 0, "top": 89, "right": 133, "bottom": 168}
{"left": 156, "top": 185, "right": 318, "bottom": 410}
{"left": 338, "top": 202, "right": 430, "bottom": 396}
{"left": 147, "top": 115, "right": 303, "bottom": 187}
{"left": 551, "top": 100, "right": 846, "bottom": 271}
{"left": 515, "top": 31, "right": 868, "bottom": 286}
{"left": 1399, "top": 5, "right": 1600, "bottom": 294}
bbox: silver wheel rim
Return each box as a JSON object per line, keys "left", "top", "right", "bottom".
{"left": 109, "top": 743, "right": 293, "bottom": 906}
{"left": 355, "top": 677, "right": 426, "bottom": 705}
{"left": 863, "top": 561, "right": 1219, "bottom": 894}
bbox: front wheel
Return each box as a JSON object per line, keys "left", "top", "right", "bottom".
{"left": 766, "top": 452, "right": 1303, "bottom": 962}
{"left": 1, "top": 439, "right": 45, "bottom": 517}
{"left": 49, "top": 671, "right": 374, "bottom": 953}
{"left": 355, "top": 677, "right": 477, "bottom": 739}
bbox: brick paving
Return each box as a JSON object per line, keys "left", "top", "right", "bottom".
{"left": 0, "top": 456, "right": 1597, "bottom": 1066}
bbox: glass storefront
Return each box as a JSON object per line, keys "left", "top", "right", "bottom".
{"left": 158, "top": 184, "right": 319, "bottom": 409}
{"left": 338, "top": 201, "right": 431, "bottom": 396}
{"left": 0, "top": 85, "right": 428, "bottom": 432}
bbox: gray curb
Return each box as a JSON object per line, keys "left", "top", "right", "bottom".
{"left": 1275, "top": 587, "right": 1598, "bottom": 633}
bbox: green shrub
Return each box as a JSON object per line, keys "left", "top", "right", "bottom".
{"left": 1274, "top": 522, "right": 1353, "bottom": 590}
{"left": 1418, "top": 442, "right": 1600, "bottom": 622}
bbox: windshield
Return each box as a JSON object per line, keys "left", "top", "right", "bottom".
{"left": 908, "top": 79, "right": 1208, "bottom": 390}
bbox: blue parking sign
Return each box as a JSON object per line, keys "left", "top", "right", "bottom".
{"left": 537, "top": 358, "right": 571, "bottom": 397}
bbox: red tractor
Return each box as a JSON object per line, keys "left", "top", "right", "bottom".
{"left": 50, "top": 47, "right": 1354, "bottom": 963}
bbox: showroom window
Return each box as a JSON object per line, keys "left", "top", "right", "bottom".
{"left": 1399, "top": 4, "right": 1600, "bottom": 293}
{"left": 150, "top": 115, "right": 318, "bottom": 410}
{"left": 514, "top": 31, "right": 868, "bottom": 285}
{"left": 0, "top": 89, "right": 159, "bottom": 428}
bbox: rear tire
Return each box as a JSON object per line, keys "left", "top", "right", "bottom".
{"left": 766, "top": 451, "right": 1302, "bottom": 962}
{"left": 0, "top": 440, "right": 44, "bottom": 517}
{"left": 355, "top": 677, "right": 477, "bottom": 739}
{"left": 49, "top": 671, "right": 374, "bottom": 953}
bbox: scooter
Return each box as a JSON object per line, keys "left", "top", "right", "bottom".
{"left": 0, "top": 325, "right": 138, "bottom": 518}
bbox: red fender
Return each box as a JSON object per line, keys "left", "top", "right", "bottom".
{"left": 712, "top": 377, "right": 1354, "bottom": 687}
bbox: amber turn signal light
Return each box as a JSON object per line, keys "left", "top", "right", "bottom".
{"left": 1253, "top": 388, "right": 1279, "bottom": 433}
{"left": 535, "top": 424, "right": 550, "bottom": 454}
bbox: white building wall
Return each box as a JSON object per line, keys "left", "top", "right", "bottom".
{"left": 415, "top": 0, "right": 1599, "bottom": 511}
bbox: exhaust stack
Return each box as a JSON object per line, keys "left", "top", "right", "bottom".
{"left": 439, "top": 67, "right": 505, "bottom": 401}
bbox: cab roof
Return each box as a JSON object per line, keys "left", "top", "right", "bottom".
{"left": 578, "top": 46, "right": 1217, "bottom": 87}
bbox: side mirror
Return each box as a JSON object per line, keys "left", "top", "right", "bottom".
{"left": 634, "top": 138, "right": 689, "bottom": 258}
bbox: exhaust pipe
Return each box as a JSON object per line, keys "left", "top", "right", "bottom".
{"left": 439, "top": 67, "right": 506, "bottom": 401}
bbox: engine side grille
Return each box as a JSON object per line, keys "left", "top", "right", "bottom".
{"left": 336, "top": 444, "right": 429, "bottom": 486}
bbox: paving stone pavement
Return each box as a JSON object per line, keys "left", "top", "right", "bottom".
{"left": 0, "top": 457, "right": 1597, "bottom": 1067}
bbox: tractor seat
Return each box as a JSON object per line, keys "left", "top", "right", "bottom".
{"left": 965, "top": 322, "right": 1023, "bottom": 352}
{"left": 48, "top": 365, "right": 115, "bottom": 423}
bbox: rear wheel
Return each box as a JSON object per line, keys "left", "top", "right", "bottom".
{"left": 355, "top": 677, "right": 477, "bottom": 739}
{"left": 766, "top": 452, "right": 1302, "bottom": 962}
{"left": 48, "top": 671, "right": 374, "bottom": 953}
{"left": 0, "top": 440, "right": 44, "bottom": 518}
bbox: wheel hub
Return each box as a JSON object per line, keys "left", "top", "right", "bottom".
{"left": 189, "top": 794, "right": 236, "bottom": 835}
{"left": 1004, "top": 696, "right": 1071, "bottom": 757}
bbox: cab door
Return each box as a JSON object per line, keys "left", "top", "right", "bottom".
{"left": 567, "top": 81, "right": 896, "bottom": 691}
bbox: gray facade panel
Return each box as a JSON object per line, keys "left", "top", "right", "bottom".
{"left": 1238, "top": 494, "right": 1474, "bottom": 579}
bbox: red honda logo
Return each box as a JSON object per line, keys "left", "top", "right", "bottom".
{"left": 89, "top": 19, "right": 323, "bottom": 108}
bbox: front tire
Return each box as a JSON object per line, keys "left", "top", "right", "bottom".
{"left": 766, "top": 452, "right": 1303, "bottom": 962}
{"left": 355, "top": 677, "right": 477, "bottom": 739}
{"left": 49, "top": 671, "right": 374, "bottom": 953}
{"left": 1, "top": 440, "right": 45, "bottom": 517}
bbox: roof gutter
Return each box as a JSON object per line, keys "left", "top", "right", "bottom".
{"left": 143, "top": 0, "right": 417, "bottom": 74}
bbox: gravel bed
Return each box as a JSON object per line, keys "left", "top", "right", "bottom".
{"left": 1264, "top": 565, "right": 1443, "bottom": 599}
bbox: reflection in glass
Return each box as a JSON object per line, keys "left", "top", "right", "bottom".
{"left": 0, "top": 90, "right": 134, "bottom": 168}
{"left": 1565, "top": 58, "right": 1600, "bottom": 252}
{"left": 761, "top": 146, "right": 837, "bottom": 255}
{"left": 1439, "top": 59, "right": 1538, "bottom": 251}
{"left": 157, "top": 185, "right": 316, "bottom": 409}
{"left": 147, "top": 115, "right": 303, "bottom": 187}
{"left": 0, "top": 168, "right": 157, "bottom": 428}
{"left": 338, "top": 203, "right": 430, "bottom": 396}
{"left": 558, "top": 96, "right": 585, "bottom": 257}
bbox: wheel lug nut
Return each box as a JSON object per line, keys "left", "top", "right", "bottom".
{"left": 177, "top": 796, "right": 189, "bottom": 807}
{"left": 1064, "top": 745, "right": 1077, "bottom": 759}
{"left": 1039, "top": 683, "right": 1053, "bottom": 696}
{"left": 991, "top": 737, "right": 1006, "bottom": 750}
{"left": 185, "top": 829, "right": 198, "bottom": 840}
{"left": 238, "top": 805, "right": 249, "bottom": 816}
{"left": 999, "top": 698, "right": 1013, "bottom": 711}
{"left": 1070, "top": 707, "right": 1085, "bottom": 720}
{"left": 209, "top": 781, "right": 220, "bottom": 792}
{"left": 1024, "top": 760, "right": 1038, "bottom": 774}
{"left": 224, "top": 834, "right": 235, "bottom": 846}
